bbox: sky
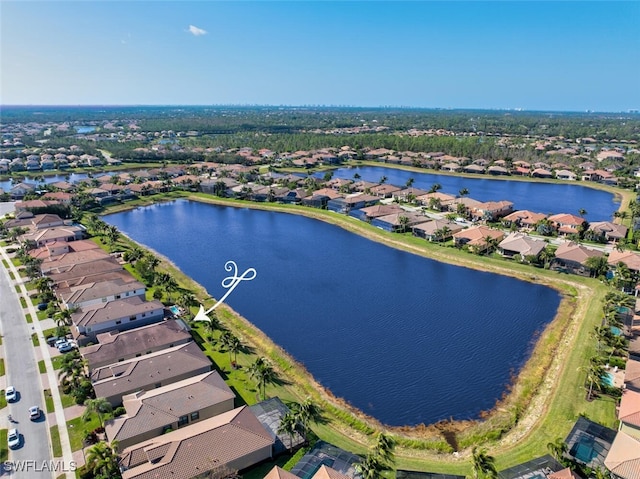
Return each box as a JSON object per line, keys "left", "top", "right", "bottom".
{"left": 1, "top": 1, "right": 639, "bottom": 112}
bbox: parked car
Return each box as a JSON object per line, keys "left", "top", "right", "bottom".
{"left": 5, "top": 386, "right": 17, "bottom": 403}
{"left": 7, "top": 428, "right": 20, "bottom": 449}
{"left": 46, "top": 336, "right": 61, "bottom": 347}
{"left": 29, "top": 406, "right": 41, "bottom": 421}
{"left": 54, "top": 338, "right": 68, "bottom": 348}
{"left": 37, "top": 302, "right": 48, "bottom": 311}
{"left": 57, "top": 342, "right": 75, "bottom": 353}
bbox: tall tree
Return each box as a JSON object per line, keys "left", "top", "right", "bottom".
{"left": 248, "top": 357, "right": 276, "bottom": 400}
{"left": 85, "top": 441, "right": 121, "bottom": 479}
{"left": 84, "top": 397, "right": 113, "bottom": 428}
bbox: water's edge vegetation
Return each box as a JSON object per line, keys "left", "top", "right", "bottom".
{"left": 102, "top": 191, "right": 614, "bottom": 472}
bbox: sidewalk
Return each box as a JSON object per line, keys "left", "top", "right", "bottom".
{"left": 0, "top": 245, "right": 75, "bottom": 479}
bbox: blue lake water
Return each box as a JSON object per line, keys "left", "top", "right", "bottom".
{"left": 325, "top": 166, "right": 619, "bottom": 222}
{"left": 105, "top": 199, "right": 562, "bottom": 426}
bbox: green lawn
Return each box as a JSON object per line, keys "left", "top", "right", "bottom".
{"left": 31, "top": 333, "right": 39, "bottom": 347}
{"left": 0, "top": 359, "right": 4, "bottom": 377}
{"left": 61, "top": 392, "right": 77, "bottom": 408}
{"left": 37, "top": 310, "right": 48, "bottom": 321}
{"left": 50, "top": 425, "right": 62, "bottom": 457}
{"left": 19, "top": 297, "right": 27, "bottom": 308}
{"left": 25, "top": 313, "right": 33, "bottom": 324}
{"left": 67, "top": 412, "right": 100, "bottom": 452}
{"left": 38, "top": 360, "right": 47, "bottom": 374}
{"left": 0, "top": 394, "right": 6, "bottom": 410}
{"left": 44, "top": 389, "right": 55, "bottom": 413}
{"left": 51, "top": 356, "right": 65, "bottom": 371}
{"left": 0, "top": 429, "right": 7, "bottom": 462}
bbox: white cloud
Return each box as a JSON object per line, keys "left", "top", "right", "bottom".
{"left": 188, "top": 25, "right": 207, "bottom": 36}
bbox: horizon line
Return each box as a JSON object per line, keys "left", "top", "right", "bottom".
{"left": 1, "top": 104, "right": 639, "bottom": 115}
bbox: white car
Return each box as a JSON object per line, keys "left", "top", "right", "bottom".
{"left": 29, "top": 406, "right": 41, "bottom": 421}
{"left": 57, "top": 341, "right": 75, "bottom": 353}
{"left": 5, "top": 386, "right": 17, "bottom": 403}
{"left": 7, "top": 428, "right": 20, "bottom": 449}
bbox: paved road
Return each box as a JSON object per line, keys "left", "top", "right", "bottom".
{"left": 0, "top": 258, "right": 53, "bottom": 476}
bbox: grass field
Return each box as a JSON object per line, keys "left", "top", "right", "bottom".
{"left": 50, "top": 425, "right": 62, "bottom": 457}
{"left": 67, "top": 413, "right": 100, "bottom": 452}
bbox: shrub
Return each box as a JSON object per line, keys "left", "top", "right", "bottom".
{"left": 113, "top": 407, "right": 126, "bottom": 417}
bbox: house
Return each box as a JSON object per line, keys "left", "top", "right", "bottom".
{"left": 392, "top": 187, "right": 429, "bottom": 202}
{"left": 371, "top": 212, "right": 426, "bottom": 232}
{"left": 326, "top": 193, "right": 379, "bottom": 214}
{"left": 608, "top": 250, "right": 640, "bottom": 275}
{"left": 531, "top": 168, "right": 554, "bottom": 178}
{"left": 91, "top": 341, "right": 212, "bottom": 406}
{"left": 472, "top": 201, "right": 514, "bottom": 221}
{"left": 105, "top": 371, "right": 235, "bottom": 449}
{"left": 46, "top": 257, "right": 123, "bottom": 283}
{"left": 71, "top": 296, "right": 165, "bottom": 345}
{"left": 547, "top": 213, "right": 586, "bottom": 236}
{"left": 349, "top": 204, "right": 404, "bottom": 222}
{"left": 617, "top": 389, "right": 640, "bottom": 440}
{"left": 417, "top": 192, "right": 457, "bottom": 211}
{"left": 555, "top": 170, "right": 577, "bottom": 181}
{"left": 452, "top": 226, "right": 504, "bottom": 253}
{"left": 463, "top": 164, "right": 485, "bottom": 174}
{"left": 625, "top": 359, "right": 640, "bottom": 393}
{"left": 588, "top": 222, "right": 628, "bottom": 243}
{"left": 501, "top": 210, "right": 547, "bottom": 229}
{"left": 498, "top": 233, "right": 547, "bottom": 259}
{"left": 19, "top": 225, "right": 84, "bottom": 248}
{"left": 81, "top": 319, "right": 193, "bottom": 371}
{"left": 604, "top": 431, "right": 640, "bottom": 479}
{"left": 496, "top": 455, "right": 564, "bottom": 479}
{"left": 552, "top": 241, "right": 604, "bottom": 276}
{"left": 487, "top": 165, "right": 510, "bottom": 176}
{"left": 58, "top": 278, "right": 146, "bottom": 310}
{"left": 369, "top": 183, "right": 403, "bottom": 198}
{"left": 265, "top": 466, "right": 351, "bottom": 479}
{"left": 250, "top": 398, "right": 305, "bottom": 456}
{"left": 412, "top": 219, "right": 464, "bottom": 242}
{"left": 118, "top": 406, "right": 274, "bottom": 479}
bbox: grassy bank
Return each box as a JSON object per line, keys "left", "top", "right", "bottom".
{"left": 97, "top": 192, "right": 616, "bottom": 473}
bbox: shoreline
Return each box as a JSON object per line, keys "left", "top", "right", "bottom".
{"left": 100, "top": 192, "right": 612, "bottom": 469}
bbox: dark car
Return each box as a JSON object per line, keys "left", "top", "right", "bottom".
{"left": 46, "top": 336, "right": 61, "bottom": 347}
{"left": 37, "top": 303, "right": 48, "bottom": 311}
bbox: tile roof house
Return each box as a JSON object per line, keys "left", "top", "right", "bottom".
{"left": 105, "top": 371, "right": 235, "bottom": 449}
{"left": 40, "top": 248, "right": 113, "bottom": 274}
{"left": 19, "top": 225, "right": 84, "bottom": 247}
{"left": 498, "top": 232, "right": 547, "bottom": 259}
{"left": 412, "top": 219, "right": 464, "bottom": 242}
{"left": 452, "top": 226, "right": 504, "bottom": 253}
{"left": 91, "top": 341, "right": 212, "bottom": 406}
{"left": 58, "top": 278, "right": 146, "bottom": 310}
{"left": 82, "top": 319, "right": 193, "bottom": 371}
{"left": 118, "top": 406, "right": 274, "bottom": 479}
{"left": 46, "top": 257, "right": 123, "bottom": 283}
{"left": 552, "top": 241, "right": 605, "bottom": 276}
{"left": 588, "top": 222, "right": 628, "bottom": 243}
{"left": 265, "top": 466, "right": 301, "bottom": 479}
{"left": 370, "top": 212, "right": 426, "bottom": 232}
{"left": 71, "top": 296, "right": 165, "bottom": 345}
{"left": 625, "top": 359, "right": 640, "bottom": 393}
{"left": 547, "top": 213, "right": 586, "bottom": 236}
{"left": 349, "top": 203, "right": 404, "bottom": 222}
{"left": 472, "top": 200, "right": 514, "bottom": 221}
{"left": 604, "top": 431, "right": 640, "bottom": 479}
{"left": 501, "top": 210, "right": 547, "bottom": 229}
{"left": 608, "top": 251, "right": 640, "bottom": 273}
{"left": 617, "top": 389, "right": 640, "bottom": 440}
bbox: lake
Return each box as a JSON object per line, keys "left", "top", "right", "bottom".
{"left": 324, "top": 166, "right": 619, "bottom": 222}
{"left": 105, "top": 199, "right": 562, "bottom": 426}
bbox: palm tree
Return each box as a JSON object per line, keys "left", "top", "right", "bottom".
{"left": 372, "top": 432, "right": 396, "bottom": 467}
{"left": 227, "top": 335, "right": 242, "bottom": 367}
{"left": 83, "top": 397, "right": 113, "bottom": 428}
{"left": 85, "top": 441, "right": 121, "bottom": 479}
{"left": 585, "top": 255, "right": 609, "bottom": 278}
{"left": 354, "top": 453, "right": 384, "bottom": 479}
{"left": 248, "top": 357, "right": 276, "bottom": 400}
{"left": 406, "top": 177, "right": 415, "bottom": 188}
{"left": 55, "top": 309, "right": 73, "bottom": 328}
{"left": 397, "top": 215, "right": 410, "bottom": 233}
{"left": 471, "top": 447, "right": 497, "bottom": 479}
{"left": 578, "top": 208, "right": 587, "bottom": 218}
{"left": 291, "top": 398, "right": 322, "bottom": 435}
{"left": 459, "top": 187, "right": 469, "bottom": 197}
{"left": 277, "top": 411, "right": 299, "bottom": 451}
{"left": 579, "top": 359, "right": 606, "bottom": 401}
{"left": 546, "top": 437, "right": 567, "bottom": 462}
{"left": 379, "top": 176, "right": 387, "bottom": 185}
{"left": 428, "top": 183, "right": 442, "bottom": 193}
{"left": 105, "top": 225, "right": 120, "bottom": 250}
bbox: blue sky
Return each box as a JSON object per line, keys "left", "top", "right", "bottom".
{"left": 1, "top": 1, "right": 638, "bottom": 111}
